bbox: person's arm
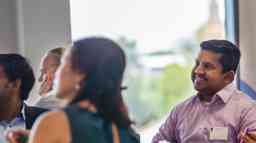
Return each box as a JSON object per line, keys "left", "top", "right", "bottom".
{"left": 7, "top": 111, "right": 71, "bottom": 143}
{"left": 39, "top": 73, "right": 53, "bottom": 96}
{"left": 239, "top": 105, "right": 256, "bottom": 143}
{"left": 240, "top": 132, "right": 256, "bottom": 143}
{"left": 29, "top": 111, "right": 71, "bottom": 143}
{"left": 152, "top": 107, "right": 178, "bottom": 143}
{"left": 7, "top": 129, "right": 30, "bottom": 143}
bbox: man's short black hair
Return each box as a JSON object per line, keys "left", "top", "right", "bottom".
{"left": 200, "top": 40, "right": 241, "bottom": 73}
{"left": 0, "top": 54, "right": 35, "bottom": 100}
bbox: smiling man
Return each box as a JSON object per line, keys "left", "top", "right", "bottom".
{"left": 152, "top": 40, "right": 256, "bottom": 143}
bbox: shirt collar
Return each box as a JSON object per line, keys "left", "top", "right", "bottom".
{"left": 0, "top": 121, "right": 9, "bottom": 129}
{"left": 215, "top": 82, "right": 237, "bottom": 104}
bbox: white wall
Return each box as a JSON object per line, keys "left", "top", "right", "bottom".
{"left": 0, "top": 1, "right": 18, "bottom": 53}
{"left": 20, "top": 0, "right": 72, "bottom": 69}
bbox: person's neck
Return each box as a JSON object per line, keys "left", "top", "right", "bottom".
{"left": 198, "top": 84, "right": 232, "bottom": 103}
{"left": 198, "top": 92, "right": 215, "bottom": 102}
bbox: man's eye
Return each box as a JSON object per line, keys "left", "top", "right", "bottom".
{"left": 203, "top": 63, "right": 212, "bottom": 69}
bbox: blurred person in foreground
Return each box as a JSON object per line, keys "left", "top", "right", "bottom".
{"left": 0, "top": 54, "right": 35, "bottom": 142}
{"left": 152, "top": 40, "right": 256, "bottom": 143}
{"left": 7, "top": 37, "right": 140, "bottom": 143}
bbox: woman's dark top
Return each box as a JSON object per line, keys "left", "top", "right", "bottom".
{"left": 64, "top": 105, "right": 140, "bottom": 143}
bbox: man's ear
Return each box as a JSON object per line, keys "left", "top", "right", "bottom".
{"left": 224, "top": 71, "right": 235, "bottom": 84}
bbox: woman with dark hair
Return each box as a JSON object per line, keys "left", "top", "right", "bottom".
{"left": 7, "top": 37, "right": 139, "bottom": 143}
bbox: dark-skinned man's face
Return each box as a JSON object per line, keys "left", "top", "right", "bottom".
{"left": 0, "top": 65, "right": 15, "bottom": 117}
{"left": 191, "top": 50, "right": 229, "bottom": 95}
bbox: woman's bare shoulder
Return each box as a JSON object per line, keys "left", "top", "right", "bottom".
{"left": 30, "top": 110, "right": 71, "bottom": 143}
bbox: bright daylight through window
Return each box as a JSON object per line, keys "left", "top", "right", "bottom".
{"left": 69, "top": 0, "right": 225, "bottom": 142}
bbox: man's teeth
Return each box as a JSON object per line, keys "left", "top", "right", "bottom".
{"left": 195, "top": 77, "right": 204, "bottom": 82}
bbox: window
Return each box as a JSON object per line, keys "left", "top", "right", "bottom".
{"left": 70, "top": 0, "right": 225, "bottom": 142}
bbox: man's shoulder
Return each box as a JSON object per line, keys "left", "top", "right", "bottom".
{"left": 230, "top": 89, "right": 256, "bottom": 108}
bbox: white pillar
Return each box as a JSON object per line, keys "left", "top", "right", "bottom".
{"left": 18, "top": 0, "right": 72, "bottom": 68}
{"left": 238, "top": 0, "right": 256, "bottom": 98}
{"left": 0, "top": 0, "right": 71, "bottom": 67}
{"left": 0, "top": 1, "right": 18, "bottom": 53}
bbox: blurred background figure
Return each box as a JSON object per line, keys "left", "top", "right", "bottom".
{"left": 23, "top": 48, "right": 65, "bottom": 129}
{"left": 38, "top": 47, "right": 63, "bottom": 96}
{"left": 35, "top": 47, "right": 65, "bottom": 109}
